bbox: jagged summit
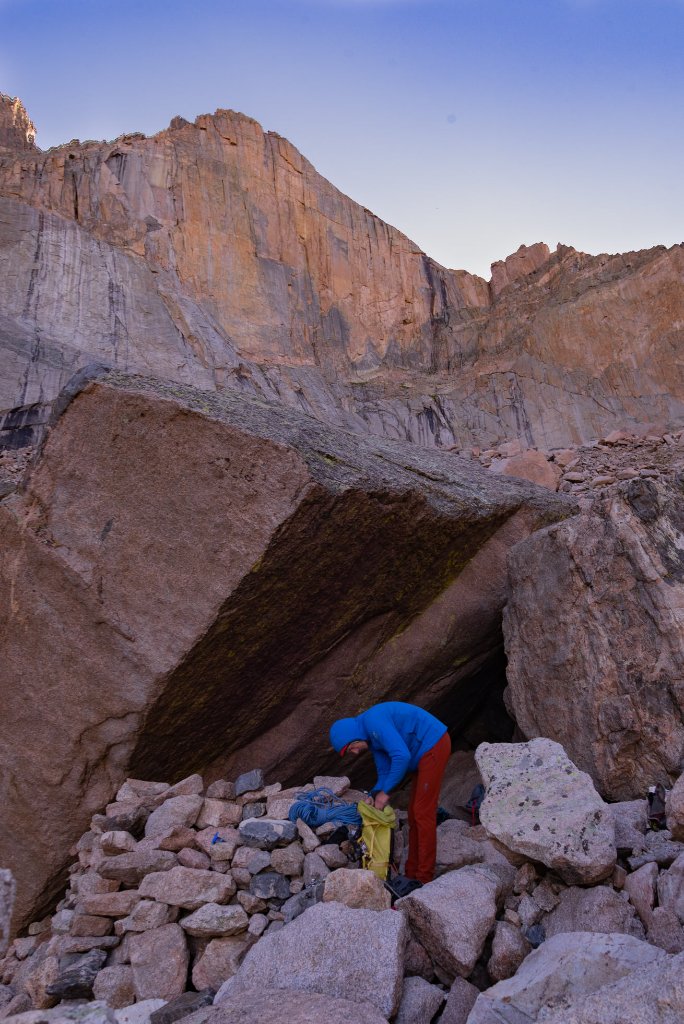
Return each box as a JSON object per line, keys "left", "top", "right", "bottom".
{"left": 0, "top": 94, "right": 37, "bottom": 151}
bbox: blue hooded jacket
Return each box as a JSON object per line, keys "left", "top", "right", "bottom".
{"left": 329, "top": 701, "right": 447, "bottom": 795}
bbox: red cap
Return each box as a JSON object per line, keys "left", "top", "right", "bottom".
{"left": 340, "top": 743, "right": 350, "bottom": 756}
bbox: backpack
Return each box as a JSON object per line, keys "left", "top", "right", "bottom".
{"left": 647, "top": 784, "right": 668, "bottom": 830}
{"left": 356, "top": 802, "right": 397, "bottom": 880}
{"left": 465, "top": 784, "right": 486, "bottom": 825}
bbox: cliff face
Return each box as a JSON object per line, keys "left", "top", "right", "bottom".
{"left": 0, "top": 105, "right": 682, "bottom": 449}
{"left": 0, "top": 95, "right": 36, "bottom": 151}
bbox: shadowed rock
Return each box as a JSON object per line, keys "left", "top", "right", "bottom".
{"left": 504, "top": 477, "right": 684, "bottom": 799}
{"left": 0, "top": 370, "right": 571, "bottom": 931}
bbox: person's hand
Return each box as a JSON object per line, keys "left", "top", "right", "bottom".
{"left": 374, "top": 791, "right": 390, "bottom": 810}
{"left": 361, "top": 793, "right": 374, "bottom": 806}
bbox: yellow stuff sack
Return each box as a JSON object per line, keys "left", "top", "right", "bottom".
{"left": 357, "top": 802, "right": 396, "bottom": 880}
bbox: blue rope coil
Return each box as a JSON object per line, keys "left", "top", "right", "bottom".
{"left": 288, "top": 786, "right": 362, "bottom": 828}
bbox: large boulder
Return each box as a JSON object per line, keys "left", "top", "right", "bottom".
{"left": 504, "top": 477, "right": 684, "bottom": 800}
{"left": 657, "top": 853, "right": 684, "bottom": 925}
{"left": 196, "top": 989, "right": 388, "bottom": 1024}
{"left": 541, "top": 949, "right": 684, "bottom": 1024}
{"left": 476, "top": 739, "right": 616, "bottom": 884}
{"left": 666, "top": 773, "right": 684, "bottom": 841}
{"left": 397, "top": 865, "right": 499, "bottom": 981}
{"left": 467, "top": 932, "right": 667, "bottom": 1023}
{"left": 215, "top": 901, "right": 406, "bottom": 1018}
{"left": 0, "top": 1003, "right": 116, "bottom": 1024}
{"left": 0, "top": 371, "right": 570, "bottom": 930}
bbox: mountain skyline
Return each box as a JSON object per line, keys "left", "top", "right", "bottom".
{"left": 2, "top": 0, "right": 683, "bottom": 277}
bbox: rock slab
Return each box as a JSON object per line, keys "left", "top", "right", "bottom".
{"left": 217, "top": 901, "right": 406, "bottom": 1018}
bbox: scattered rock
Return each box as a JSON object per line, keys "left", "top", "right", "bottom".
{"left": 145, "top": 798, "right": 204, "bottom": 840}
{"left": 205, "top": 782, "right": 236, "bottom": 802}
{"left": 149, "top": 991, "right": 214, "bottom": 1024}
{"left": 398, "top": 866, "right": 499, "bottom": 981}
{"left": 191, "top": 937, "right": 249, "bottom": 991}
{"left": 312, "top": 777, "right": 350, "bottom": 796}
{"left": 394, "top": 976, "right": 444, "bottom": 1023}
{"left": 235, "top": 772, "right": 264, "bottom": 798}
{"left": 209, "top": 988, "right": 389, "bottom": 1024}
{"left": 269, "top": 844, "right": 304, "bottom": 877}
{"left": 100, "top": 833, "right": 137, "bottom": 857}
{"left": 439, "top": 977, "right": 479, "bottom": 1024}
{"left": 623, "top": 862, "right": 658, "bottom": 926}
{"left": 139, "top": 868, "right": 235, "bottom": 910}
{"left": 467, "top": 931, "right": 667, "bottom": 1023}
{"left": 231, "top": 848, "right": 270, "bottom": 875}
{"left": 176, "top": 850, "right": 210, "bottom": 871}
{"left": 129, "top": 924, "right": 189, "bottom": 1001}
{"left": 179, "top": 903, "right": 248, "bottom": 937}
{"left": 609, "top": 800, "right": 648, "bottom": 853}
{"left": 322, "top": 868, "right": 391, "bottom": 911}
{"left": 115, "top": 900, "right": 176, "bottom": 935}
{"left": 487, "top": 920, "right": 530, "bottom": 981}
{"left": 78, "top": 892, "right": 141, "bottom": 918}
{"left": 492, "top": 450, "right": 562, "bottom": 491}
{"left": 92, "top": 966, "right": 136, "bottom": 1009}
{"left": 3, "top": 1002, "right": 117, "bottom": 1024}
{"left": 98, "top": 852, "right": 177, "bottom": 887}
{"left": 238, "top": 820, "right": 297, "bottom": 851}
{"left": 115, "top": 999, "right": 167, "bottom": 1024}
{"left": 196, "top": 801, "right": 242, "bottom": 830}
{"left": 316, "top": 845, "right": 347, "bottom": 870}
{"left": 656, "top": 852, "right": 684, "bottom": 924}
{"left": 248, "top": 873, "right": 290, "bottom": 901}
{"left": 543, "top": 885, "right": 642, "bottom": 938}
{"left": 646, "top": 906, "right": 684, "bottom": 954}
{"left": 218, "top": 901, "right": 406, "bottom": 1018}
{"left": 302, "top": 853, "right": 329, "bottom": 886}
{"left": 45, "top": 949, "right": 107, "bottom": 1001}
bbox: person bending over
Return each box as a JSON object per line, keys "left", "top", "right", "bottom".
{"left": 329, "top": 701, "right": 450, "bottom": 886}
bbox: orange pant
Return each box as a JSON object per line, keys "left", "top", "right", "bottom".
{"left": 405, "top": 731, "right": 451, "bottom": 883}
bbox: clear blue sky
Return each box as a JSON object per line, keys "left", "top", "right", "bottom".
{"left": 2, "top": 0, "right": 683, "bottom": 278}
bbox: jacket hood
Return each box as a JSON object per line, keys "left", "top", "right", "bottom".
{"left": 329, "top": 716, "right": 365, "bottom": 753}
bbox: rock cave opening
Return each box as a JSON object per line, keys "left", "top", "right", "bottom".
{"left": 339, "top": 645, "right": 516, "bottom": 810}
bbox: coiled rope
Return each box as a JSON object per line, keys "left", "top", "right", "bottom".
{"left": 287, "top": 786, "right": 362, "bottom": 828}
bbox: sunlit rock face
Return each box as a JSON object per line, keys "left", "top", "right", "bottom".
{"left": 0, "top": 102, "right": 682, "bottom": 449}
{"left": 0, "top": 94, "right": 37, "bottom": 151}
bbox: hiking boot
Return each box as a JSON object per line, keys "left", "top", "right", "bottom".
{"left": 384, "top": 875, "right": 423, "bottom": 901}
